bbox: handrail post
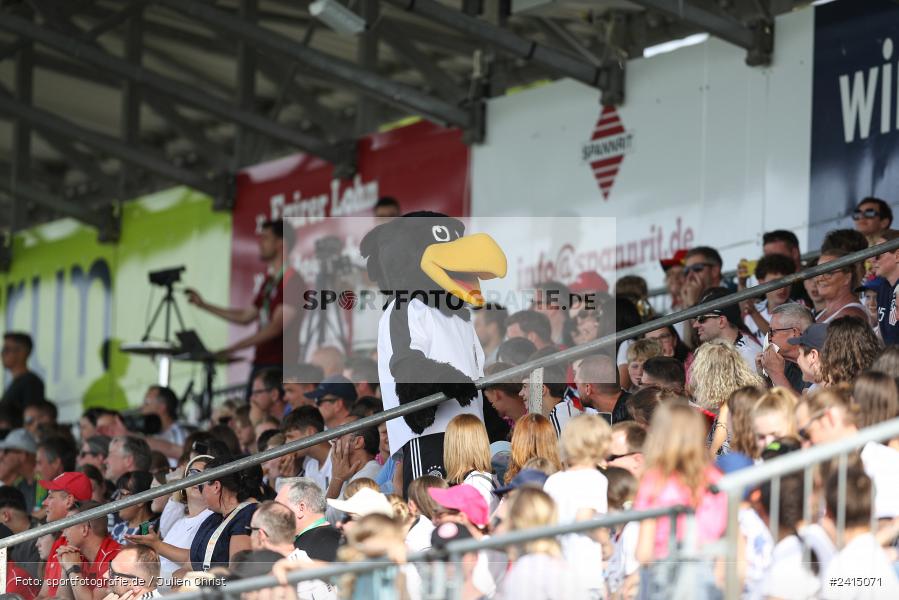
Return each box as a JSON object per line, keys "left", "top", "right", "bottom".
{"left": 836, "top": 453, "right": 848, "bottom": 548}
{"left": 0, "top": 546, "right": 6, "bottom": 594}
{"left": 528, "top": 367, "right": 544, "bottom": 416}
{"left": 724, "top": 492, "right": 741, "bottom": 600}
{"left": 679, "top": 508, "right": 698, "bottom": 600}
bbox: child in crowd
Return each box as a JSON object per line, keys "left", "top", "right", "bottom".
{"left": 543, "top": 413, "right": 611, "bottom": 599}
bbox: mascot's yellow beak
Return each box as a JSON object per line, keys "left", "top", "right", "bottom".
{"left": 420, "top": 233, "right": 507, "bottom": 307}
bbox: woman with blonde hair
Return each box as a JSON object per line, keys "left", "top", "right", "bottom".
{"left": 503, "top": 414, "right": 562, "bottom": 485}
{"left": 751, "top": 387, "right": 798, "bottom": 456}
{"left": 635, "top": 402, "right": 727, "bottom": 597}
{"left": 337, "top": 514, "right": 419, "bottom": 599}
{"left": 725, "top": 386, "right": 766, "bottom": 459}
{"left": 444, "top": 414, "right": 497, "bottom": 513}
{"left": 496, "top": 487, "right": 589, "bottom": 599}
{"left": 689, "top": 340, "right": 764, "bottom": 455}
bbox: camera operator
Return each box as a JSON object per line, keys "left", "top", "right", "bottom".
{"left": 185, "top": 219, "right": 304, "bottom": 387}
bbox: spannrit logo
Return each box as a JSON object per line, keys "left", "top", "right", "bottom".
{"left": 581, "top": 106, "right": 634, "bottom": 200}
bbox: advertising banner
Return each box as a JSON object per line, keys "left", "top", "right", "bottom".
{"left": 229, "top": 121, "right": 470, "bottom": 380}
{"left": 809, "top": 0, "right": 899, "bottom": 246}
{"left": 471, "top": 9, "right": 815, "bottom": 293}
{"left": 0, "top": 189, "right": 232, "bottom": 420}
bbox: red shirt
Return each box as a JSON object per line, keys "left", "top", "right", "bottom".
{"left": 82, "top": 535, "right": 121, "bottom": 589}
{"left": 44, "top": 535, "right": 67, "bottom": 597}
{"left": 252, "top": 268, "right": 304, "bottom": 365}
{"left": 8, "top": 559, "right": 38, "bottom": 600}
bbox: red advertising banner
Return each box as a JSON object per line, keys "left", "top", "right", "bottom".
{"left": 228, "top": 121, "right": 470, "bottom": 382}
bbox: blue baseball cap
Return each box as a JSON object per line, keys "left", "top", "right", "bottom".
{"left": 493, "top": 469, "right": 548, "bottom": 497}
{"left": 304, "top": 375, "right": 358, "bottom": 405}
{"left": 855, "top": 276, "right": 886, "bottom": 293}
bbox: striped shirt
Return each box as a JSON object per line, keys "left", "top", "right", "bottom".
{"left": 548, "top": 400, "right": 598, "bottom": 437}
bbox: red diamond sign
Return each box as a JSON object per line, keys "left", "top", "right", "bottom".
{"left": 582, "top": 106, "right": 634, "bottom": 200}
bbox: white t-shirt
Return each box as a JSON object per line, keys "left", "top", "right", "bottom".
{"left": 798, "top": 522, "right": 836, "bottom": 585}
{"left": 763, "top": 534, "right": 821, "bottom": 600}
{"left": 158, "top": 500, "right": 214, "bottom": 584}
{"left": 821, "top": 533, "right": 899, "bottom": 599}
{"left": 616, "top": 340, "right": 632, "bottom": 367}
{"left": 543, "top": 469, "right": 608, "bottom": 594}
{"left": 326, "top": 460, "right": 383, "bottom": 524}
{"left": 497, "top": 553, "right": 591, "bottom": 599}
{"left": 547, "top": 400, "right": 598, "bottom": 438}
{"left": 860, "top": 442, "right": 899, "bottom": 519}
{"left": 739, "top": 507, "right": 773, "bottom": 600}
{"left": 734, "top": 333, "right": 763, "bottom": 373}
{"left": 405, "top": 515, "right": 434, "bottom": 553}
{"left": 378, "top": 299, "right": 485, "bottom": 455}
{"left": 744, "top": 300, "right": 771, "bottom": 343}
{"left": 605, "top": 521, "right": 639, "bottom": 596}
{"left": 303, "top": 452, "right": 333, "bottom": 493}
{"left": 462, "top": 470, "right": 498, "bottom": 516}
{"left": 286, "top": 548, "right": 339, "bottom": 600}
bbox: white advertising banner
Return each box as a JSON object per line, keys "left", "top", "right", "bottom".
{"left": 471, "top": 9, "right": 815, "bottom": 292}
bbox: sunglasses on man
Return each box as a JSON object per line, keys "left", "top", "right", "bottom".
{"left": 684, "top": 262, "right": 713, "bottom": 275}
{"left": 695, "top": 314, "right": 723, "bottom": 324}
{"left": 852, "top": 208, "right": 882, "bottom": 221}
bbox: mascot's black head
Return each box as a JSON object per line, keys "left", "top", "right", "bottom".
{"left": 360, "top": 211, "right": 506, "bottom": 313}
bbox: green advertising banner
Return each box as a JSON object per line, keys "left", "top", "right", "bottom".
{"left": 0, "top": 187, "right": 232, "bottom": 422}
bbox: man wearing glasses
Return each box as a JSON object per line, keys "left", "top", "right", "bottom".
{"left": 693, "top": 288, "right": 762, "bottom": 371}
{"left": 757, "top": 303, "right": 814, "bottom": 393}
{"left": 680, "top": 247, "right": 724, "bottom": 309}
{"left": 852, "top": 197, "right": 893, "bottom": 246}
{"left": 103, "top": 544, "right": 162, "bottom": 599}
{"left": 303, "top": 375, "right": 357, "bottom": 430}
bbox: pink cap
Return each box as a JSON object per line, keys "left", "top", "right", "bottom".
{"left": 428, "top": 484, "right": 489, "bottom": 526}
{"left": 569, "top": 271, "right": 609, "bottom": 294}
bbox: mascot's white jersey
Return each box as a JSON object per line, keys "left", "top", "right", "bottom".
{"left": 378, "top": 298, "right": 485, "bottom": 455}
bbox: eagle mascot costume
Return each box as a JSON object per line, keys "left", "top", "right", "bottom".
{"left": 360, "top": 212, "right": 507, "bottom": 493}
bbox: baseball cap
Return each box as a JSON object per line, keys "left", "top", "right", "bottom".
{"left": 326, "top": 487, "right": 393, "bottom": 518}
{"left": 787, "top": 323, "right": 828, "bottom": 351}
{"left": 0, "top": 429, "right": 36, "bottom": 454}
{"left": 40, "top": 472, "right": 92, "bottom": 502}
{"left": 716, "top": 452, "right": 753, "bottom": 474}
{"left": 660, "top": 249, "right": 688, "bottom": 271}
{"left": 428, "top": 484, "right": 489, "bottom": 527}
{"left": 569, "top": 271, "right": 609, "bottom": 294}
{"left": 697, "top": 287, "right": 742, "bottom": 328}
{"left": 854, "top": 276, "right": 885, "bottom": 293}
{"left": 304, "top": 375, "right": 358, "bottom": 405}
{"left": 493, "top": 468, "right": 549, "bottom": 497}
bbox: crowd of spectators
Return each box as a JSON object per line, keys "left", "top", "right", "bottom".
{"left": 1, "top": 197, "right": 899, "bottom": 599}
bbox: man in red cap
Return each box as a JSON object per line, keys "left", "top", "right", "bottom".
{"left": 35, "top": 472, "right": 92, "bottom": 599}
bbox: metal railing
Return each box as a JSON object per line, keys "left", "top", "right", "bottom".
{"left": 166, "top": 505, "right": 694, "bottom": 600}
{"left": 714, "top": 416, "right": 899, "bottom": 599}
{"left": 1, "top": 235, "right": 897, "bottom": 589}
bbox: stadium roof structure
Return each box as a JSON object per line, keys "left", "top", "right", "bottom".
{"left": 0, "top": 0, "right": 804, "bottom": 259}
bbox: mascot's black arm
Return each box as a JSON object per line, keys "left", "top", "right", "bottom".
{"left": 388, "top": 306, "right": 478, "bottom": 434}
